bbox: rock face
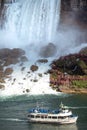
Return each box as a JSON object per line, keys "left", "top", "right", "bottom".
{"left": 0, "top": 48, "right": 28, "bottom": 89}
{"left": 60, "top": 0, "right": 87, "bottom": 44}
{"left": 0, "top": 48, "right": 26, "bottom": 66}
{"left": 61, "top": 0, "right": 87, "bottom": 23}
{"left": 61, "top": 0, "right": 87, "bottom": 11}
{"left": 50, "top": 47, "right": 87, "bottom": 93}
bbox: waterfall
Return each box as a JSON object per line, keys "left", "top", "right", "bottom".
{"left": 0, "top": 0, "right": 87, "bottom": 97}
{"left": 4, "top": 0, "right": 61, "bottom": 44}
{"left": 0, "top": 0, "right": 61, "bottom": 96}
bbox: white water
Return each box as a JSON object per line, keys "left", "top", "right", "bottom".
{"left": 0, "top": 118, "right": 26, "bottom": 122}
{"left": 0, "top": 62, "right": 60, "bottom": 96}
{"left": 0, "top": 0, "right": 87, "bottom": 97}
{"left": 0, "top": 0, "right": 62, "bottom": 96}
{"left": 4, "top": 0, "right": 61, "bottom": 45}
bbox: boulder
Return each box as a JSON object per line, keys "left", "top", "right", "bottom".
{"left": 11, "top": 48, "right": 25, "bottom": 58}
{"left": 0, "top": 48, "right": 11, "bottom": 59}
{"left": 4, "top": 57, "right": 19, "bottom": 66}
{"left": 4, "top": 67, "right": 13, "bottom": 75}
{"left": 39, "top": 43, "right": 57, "bottom": 58}
{"left": 30, "top": 65, "right": 38, "bottom": 72}
{"left": 37, "top": 59, "right": 48, "bottom": 63}
{"left": 0, "top": 84, "right": 5, "bottom": 89}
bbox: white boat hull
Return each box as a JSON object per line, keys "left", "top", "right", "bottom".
{"left": 28, "top": 116, "right": 78, "bottom": 124}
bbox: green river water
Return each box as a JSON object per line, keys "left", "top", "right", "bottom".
{"left": 0, "top": 94, "right": 87, "bottom": 130}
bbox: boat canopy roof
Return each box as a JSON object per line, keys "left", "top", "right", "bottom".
{"left": 28, "top": 108, "right": 60, "bottom": 114}
{"left": 28, "top": 102, "right": 70, "bottom": 114}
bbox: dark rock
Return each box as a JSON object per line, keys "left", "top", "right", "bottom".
{"left": 0, "top": 48, "right": 11, "bottom": 59}
{"left": 26, "top": 89, "right": 30, "bottom": 93}
{"left": 30, "top": 65, "right": 38, "bottom": 72}
{"left": 11, "top": 48, "right": 25, "bottom": 58}
{"left": 33, "top": 79, "right": 38, "bottom": 82}
{"left": 0, "top": 70, "right": 4, "bottom": 77}
{"left": 0, "top": 84, "right": 5, "bottom": 89}
{"left": 21, "top": 67, "right": 26, "bottom": 71}
{"left": 44, "top": 72, "right": 48, "bottom": 75}
{"left": 37, "top": 59, "right": 48, "bottom": 63}
{"left": 4, "top": 68, "right": 13, "bottom": 75}
{"left": 0, "top": 48, "right": 27, "bottom": 66}
{"left": 4, "top": 57, "right": 19, "bottom": 66}
{"left": 39, "top": 43, "right": 57, "bottom": 58}
{"left": 13, "top": 78, "right": 16, "bottom": 82}
{"left": 0, "top": 78, "right": 5, "bottom": 83}
{"left": 38, "top": 73, "right": 42, "bottom": 77}
{"left": 23, "top": 78, "right": 26, "bottom": 80}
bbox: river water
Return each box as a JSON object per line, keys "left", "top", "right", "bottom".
{"left": 0, "top": 94, "right": 87, "bottom": 130}
{"left": 0, "top": 1, "right": 87, "bottom": 129}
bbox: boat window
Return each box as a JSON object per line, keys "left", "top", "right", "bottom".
{"left": 36, "top": 115, "right": 40, "bottom": 118}
{"left": 48, "top": 116, "right": 51, "bottom": 118}
{"left": 41, "top": 116, "right": 44, "bottom": 118}
{"left": 52, "top": 116, "right": 57, "bottom": 119}
{"left": 28, "top": 115, "right": 34, "bottom": 118}
{"left": 58, "top": 116, "right": 67, "bottom": 119}
{"left": 31, "top": 115, "right": 34, "bottom": 118}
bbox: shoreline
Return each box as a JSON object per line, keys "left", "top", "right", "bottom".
{"left": 57, "top": 86, "right": 87, "bottom": 94}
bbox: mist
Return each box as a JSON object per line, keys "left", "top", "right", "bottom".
{"left": 0, "top": 0, "right": 86, "bottom": 58}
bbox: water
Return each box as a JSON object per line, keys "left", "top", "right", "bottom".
{"left": 0, "top": 1, "right": 87, "bottom": 129}
{"left": 1, "top": 0, "right": 87, "bottom": 54}
{"left": 0, "top": 0, "right": 61, "bottom": 96}
{"left": 0, "top": 94, "right": 87, "bottom": 130}
{"left": 1, "top": 0, "right": 87, "bottom": 96}
{"left": 4, "top": 0, "right": 61, "bottom": 44}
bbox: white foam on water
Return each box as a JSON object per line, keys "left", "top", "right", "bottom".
{"left": 0, "top": 118, "right": 26, "bottom": 122}
{"left": 0, "top": 61, "right": 60, "bottom": 97}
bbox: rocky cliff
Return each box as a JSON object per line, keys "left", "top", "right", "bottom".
{"left": 50, "top": 47, "right": 87, "bottom": 94}
{"left": 61, "top": 0, "right": 87, "bottom": 23}
{"left": 0, "top": 48, "right": 28, "bottom": 90}
{"left": 61, "top": 0, "right": 87, "bottom": 11}
{"left": 60, "top": 0, "right": 87, "bottom": 46}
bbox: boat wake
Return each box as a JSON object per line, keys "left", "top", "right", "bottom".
{"left": 0, "top": 117, "right": 27, "bottom": 122}
{"left": 68, "top": 106, "right": 87, "bottom": 109}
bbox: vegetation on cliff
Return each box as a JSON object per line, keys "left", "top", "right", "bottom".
{"left": 50, "top": 47, "right": 87, "bottom": 93}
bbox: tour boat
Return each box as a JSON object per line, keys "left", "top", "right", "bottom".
{"left": 27, "top": 103, "right": 78, "bottom": 125}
